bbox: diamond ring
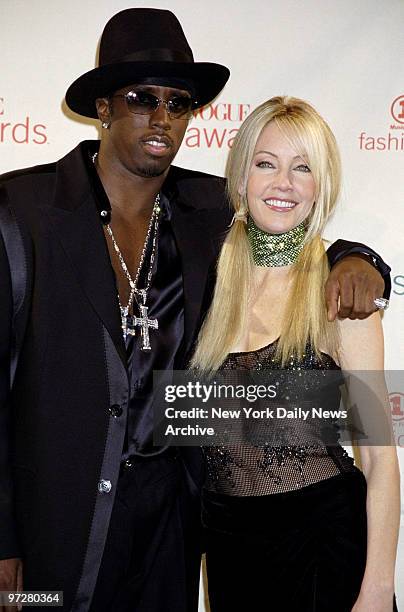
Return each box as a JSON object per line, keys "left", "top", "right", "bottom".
{"left": 373, "top": 297, "right": 389, "bottom": 310}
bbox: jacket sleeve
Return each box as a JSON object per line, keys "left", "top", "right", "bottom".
{"left": 326, "top": 239, "right": 391, "bottom": 300}
{"left": 0, "top": 197, "right": 20, "bottom": 559}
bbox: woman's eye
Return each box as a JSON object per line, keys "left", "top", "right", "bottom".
{"left": 295, "top": 164, "right": 311, "bottom": 173}
{"left": 256, "top": 160, "right": 274, "bottom": 169}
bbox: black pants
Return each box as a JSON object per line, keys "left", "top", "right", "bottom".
{"left": 203, "top": 469, "right": 399, "bottom": 612}
{"left": 90, "top": 453, "right": 201, "bottom": 612}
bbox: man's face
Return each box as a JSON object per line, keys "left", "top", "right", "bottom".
{"left": 97, "top": 84, "right": 190, "bottom": 178}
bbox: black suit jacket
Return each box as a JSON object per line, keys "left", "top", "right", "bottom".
{"left": 0, "top": 141, "right": 231, "bottom": 610}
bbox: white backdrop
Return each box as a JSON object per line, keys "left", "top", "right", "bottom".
{"left": 1, "top": 1, "right": 403, "bottom": 609}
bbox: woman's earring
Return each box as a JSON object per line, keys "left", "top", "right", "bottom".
{"left": 101, "top": 121, "right": 110, "bottom": 129}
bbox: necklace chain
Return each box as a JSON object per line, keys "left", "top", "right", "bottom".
{"left": 104, "top": 196, "right": 160, "bottom": 313}
{"left": 92, "top": 151, "right": 161, "bottom": 346}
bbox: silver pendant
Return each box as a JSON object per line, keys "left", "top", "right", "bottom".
{"left": 120, "top": 305, "right": 135, "bottom": 340}
{"left": 133, "top": 303, "right": 158, "bottom": 351}
{"left": 120, "top": 301, "right": 158, "bottom": 351}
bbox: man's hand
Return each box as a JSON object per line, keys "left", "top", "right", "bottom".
{"left": 325, "top": 254, "right": 385, "bottom": 321}
{"left": 0, "top": 558, "right": 23, "bottom": 612}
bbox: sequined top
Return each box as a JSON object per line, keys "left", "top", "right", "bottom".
{"left": 203, "top": 340, "right": 355, "bottom": 496}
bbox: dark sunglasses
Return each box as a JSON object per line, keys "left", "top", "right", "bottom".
{"left": 111, "top": 90, "right": 197, "bottom": 120}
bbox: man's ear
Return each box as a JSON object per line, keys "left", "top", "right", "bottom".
{"left": 95, "top": 97, "right": 111, "bottom": 124}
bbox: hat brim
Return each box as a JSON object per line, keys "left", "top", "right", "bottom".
{"left": 65, "top": 61, "right": 230, "bottom": 118}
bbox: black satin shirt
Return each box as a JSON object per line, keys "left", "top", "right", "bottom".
{"left": 85, "top": 146, "right": 184, "bottom": 458}
{"left": 123, "top": 195, "right": 184, "bottom": 457}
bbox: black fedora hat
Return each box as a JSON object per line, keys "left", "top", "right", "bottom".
{"left": 65, "top": 8, "right": 230, "bottom": 119}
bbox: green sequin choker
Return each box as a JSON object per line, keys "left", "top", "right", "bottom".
{"left": 247, "top": 217, "right": 306, "bottom": 267}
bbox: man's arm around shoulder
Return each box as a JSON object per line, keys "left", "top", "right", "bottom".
{"left": 325, "top": 238, "right": 390, "bottom": 320}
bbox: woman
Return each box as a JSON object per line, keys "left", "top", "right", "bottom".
{"left": 191, "top": 97, "right": 400, "bottom": 611}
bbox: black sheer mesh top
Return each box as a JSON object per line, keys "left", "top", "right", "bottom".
{"left": 203, "top": 340, "right": 356, "bottom": 496}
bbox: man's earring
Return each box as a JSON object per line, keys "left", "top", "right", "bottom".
{"left": 101, "top": 121, "right": 110, "bottom": 129}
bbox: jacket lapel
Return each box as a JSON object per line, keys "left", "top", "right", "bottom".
{"left": 164, "top": 167, "right": 222, "bottom": 363}
{"left": 44, "top": 143, "right": 127, "bottom": 366}
{"left": 171, "top": 206, "right": 215, "bottom": 361}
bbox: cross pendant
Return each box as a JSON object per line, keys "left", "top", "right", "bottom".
{"left": 133, "top": 304, "right": 158, "bottom": 351}
{"left": 120, "top": 306, "right": 134, "bottom": 340}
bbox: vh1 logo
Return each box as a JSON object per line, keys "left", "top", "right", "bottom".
{"left": 390, "top": 392, "right": 404, "bottom": 421}
{"left": 390, "top": 95, "right": 404, "bottom": 125}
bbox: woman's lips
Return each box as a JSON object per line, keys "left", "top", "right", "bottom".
{"left": 263, "top": 198, "right": 297, "bottom": 212}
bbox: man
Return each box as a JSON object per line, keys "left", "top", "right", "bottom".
{"left": 0, "top": 8, "right": 390, "bottom": 612}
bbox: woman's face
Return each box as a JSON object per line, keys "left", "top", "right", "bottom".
{"left": 246, "top": 121, "right": 316, "bottom": 234}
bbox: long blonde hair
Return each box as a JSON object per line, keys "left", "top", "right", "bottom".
{"left": 191, "top": 96, "right": 341, "bottom": 372}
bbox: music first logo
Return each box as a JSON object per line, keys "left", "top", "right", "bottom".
{"left": 358, "top": 94, "right": 404, "bottom": 151}
{"left": 0, "top": 96, "right": 48, "bottom": 145}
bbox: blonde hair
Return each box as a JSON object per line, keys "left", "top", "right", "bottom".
{"left": 191, "top": 96, "right": 341, "bottom": 372}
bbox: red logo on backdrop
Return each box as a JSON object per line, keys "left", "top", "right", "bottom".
{"left": 358, "top": 94, "right": 404, "bottom": 151}
{"left": 184, "top": 102, "right": 251, "bottom": 149}
{"left": 390, "top": 95, "right": 404, "bottom": 125}
{"left": 0, "top": 96, "right": 48, "bottom": 145}
{"left": 389, "top": 392, "right": 404, "bottom": 422}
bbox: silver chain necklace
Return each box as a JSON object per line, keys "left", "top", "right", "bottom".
{"left": 92, "top": 151, "right": 160, "bottom": 350}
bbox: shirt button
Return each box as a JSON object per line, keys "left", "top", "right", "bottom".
{"left": 98, "top": 479, "right": 112, "bottom": 493}
{"left": 109, "top": 404, "right": 123, "bottom": 417}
